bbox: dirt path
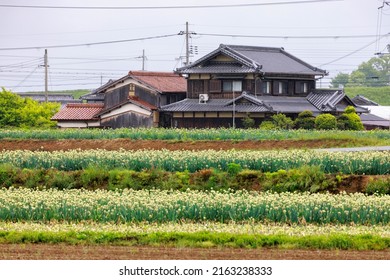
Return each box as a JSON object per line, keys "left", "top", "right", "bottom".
{"left": 0, "top": 244, "right": 389, "bottom": 260}
{"left": 0, "top": 139, "right": 360, "bottom": 151}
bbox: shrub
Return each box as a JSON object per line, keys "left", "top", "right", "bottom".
{"left": 337, "top": 114, "right": 349, "bottom": 130}
{"left": 241, "top": 116, "right": 255, "bottom": 129}
{"left": 365, "top": 177, "right": 390, "bottom": 195}
{"left": 259, "top": 121, "right": 276, "bottom": 130}
{"left": 344, "top": 106, "right": 356, "bottom": 114}
{"left": 315, "top": 114, "right": 337, "bottom": 130}
{"left": 227, "top": 163, "right": 242, "bottom": 176}
{"left": 337, "top": 106, "right": 364, "bottom": 131}
{"left": 80, "top": 166, "right": 109, "bottom": 189}
{"left": 0, "top": 164, "right": 18, "bottom": 187}
{"left": 262, "top": 166, "right": 335, "bottom": 193}
{"left": 294, "top": 110, "right": 315, "bottom": 129}
{"left": 271, "top": 114, "right": 294, "bottom": 129}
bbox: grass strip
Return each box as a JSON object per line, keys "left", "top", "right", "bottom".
{"left": 0, "top": 128, "right": 389, "bottom": 142}
{"left": 0, "top": 230, "right": 388, "bottom": 250}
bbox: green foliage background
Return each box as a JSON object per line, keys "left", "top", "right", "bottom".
{"left": 0, "top": 88, "right": 60, "bottom": 128}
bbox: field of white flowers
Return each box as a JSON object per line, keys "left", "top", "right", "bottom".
{"left": 0, "top": 188, "right": 388, "bottom": 225}
{"left": 0, "top": 149, "right": 389, "bottom": 174}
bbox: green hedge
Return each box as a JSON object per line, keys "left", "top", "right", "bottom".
{"left": 0, "top": 164, "right": 385, "bottom": 194}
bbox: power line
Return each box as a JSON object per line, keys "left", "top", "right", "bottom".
{"left": 319, "top": 34, "right": 390, "bottom": 67}
{"left": 0, "top": 0, "right": 342, "bottom": 10}
{"left": 197, "top": 32, "right": 387, "bottom": 39}
{"left": 0, "top": 33, "right": 179, "bottom": 51}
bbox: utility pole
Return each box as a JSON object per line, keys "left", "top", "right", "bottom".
{"left": 179, "top": 22, "right": 196, "bottom": 66}
{"left": 142, "top": 49, "right": 146, "bottom": 71}
{"left": 44, "top": 49, "right": 48, "bottom": 102}
{"left": 185, "top": 22, "right": 190, "bottom": 66}
{"left": 232, "top": 90, "right": 236, "bottom": 129}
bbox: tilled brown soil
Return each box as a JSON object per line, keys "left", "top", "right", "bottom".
{"left": 0, "top": 244, "right": 389, "bottom": 260}
{"left": 0, "top": 139, "right": 359, "bottom": 151}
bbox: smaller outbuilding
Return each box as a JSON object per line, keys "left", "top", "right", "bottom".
{"left": 51, "top": 103, "right": 103, "bottom": 128}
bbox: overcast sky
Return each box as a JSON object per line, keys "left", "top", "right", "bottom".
{"left": 0, "top": 0, "right": 389, "bottom": 92}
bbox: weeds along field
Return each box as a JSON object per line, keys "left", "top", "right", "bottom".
{"left": 0, "top": 128, "right": 389, "bottom": 142}
{"left": 0, "top": 128, "right": 389, "bottom": 254}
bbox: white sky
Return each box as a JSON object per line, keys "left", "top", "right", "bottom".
{"left": 0, "top": 0, "right": 389, "bottom": 92}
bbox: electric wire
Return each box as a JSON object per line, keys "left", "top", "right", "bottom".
{"left": 0, "top": 34, "right": 179, "bottom": 51}
{"left": 0, "top": 0, "right": 342, "bottom": 10}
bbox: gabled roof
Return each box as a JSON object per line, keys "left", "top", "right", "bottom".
{"left": 51, "top": 103, "right": 103, "bottom": 121}
{"left": 96, "top": 96, "right": 157, "bottom": 117}
{"left": 307, "top": 90, "right": 368, "bottom": 113}
{"left": 352, "top": 95, "right": 379, "bottom": 106}
{"left": 129, "top": 71, "right": 187, "bottom": 93}
{"left": 94, "top": 71, "right": 187, "bottom": 94}
{"left": 177, "top": 44, "right": 327, "bottom": 76}
{"left": 360, "top": 113, "right": 389, "bottom": 128}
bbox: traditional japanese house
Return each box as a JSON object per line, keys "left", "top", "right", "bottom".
{"left": 161, "top": 44, "right": 367, "bottom": 128}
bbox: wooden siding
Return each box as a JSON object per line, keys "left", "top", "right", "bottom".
{"left": 104, "top": 85, "right": 129, "bottom": 109}
{"left": 135, "top": 86, "right": 158, "bottom": 107}
{"left": 101, "top": 112, "right": 153, "bottom": 128}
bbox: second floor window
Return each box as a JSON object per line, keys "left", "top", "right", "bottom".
{"left": 277, "top": 81, "right": 288, "bottom": 94}
{"left": 296, "top": 81, "right": 309, "bottom": 94}
{"left": 223, "top": 80, "right": 242, "bottom": 92}
{"left": 262, "top": 81, "right": 272, "bottom": 94}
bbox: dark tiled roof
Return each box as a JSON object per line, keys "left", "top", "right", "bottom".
{"left": 51, "top": 103, "right": 103, "bottom": 121}
{"left": 352, "top": 95, "right": 379, "bottom": 106}
{"left": 177, "top": 44, "right": 327, "bottom": 76}
{"left": 180, "top": 62, "right": 254, "bottom": 74}
{"left": 80, "top": 92, "right": 105, "bottom": 102}
{"left": 16, "top": 93, "right": 79, "bottom": 104}
{"left": 162, "top": 91, "right": 368, "bottom": 114}
{"left": 259, "top": 95, "right": 319, "bottom": 113}
{"left": 160, "top": 98, "right": 269, "bottom": 113}
{"left": 307, "top": 90, "right": 344, "bottom": 111}
{"left": 307, "top": 90, "right": 368, "bottom": 113}
{"left": 360, "top": 113, "right": 389, "bottom": 128}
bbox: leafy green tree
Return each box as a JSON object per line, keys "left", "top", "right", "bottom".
{"left": 330, "top": 73, "right": 350, "bottom": 88}
{"left": 348, "top": 71, "right": 366, "bottom": 87}
{"left": 315, "top": 114, "right": 337, "bottom": 130}
{"left": 0, "top": 88, "right": 59, "bottom": 128}
{"left": 0, "top": 88, "right": 24, "bottom": 127}
{"left": 330, "top": 56, "right": 390, "bottom": 87}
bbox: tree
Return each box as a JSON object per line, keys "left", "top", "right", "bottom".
{"left": 0, "top": 88, "right": 24, "bottom": 127}
{"left": 0, "top": 88, "right": 60, "bottom": 128}
{"left": 348, "top": 71, "right": 366, "bottom": 87}
{"left": 315, "top": 114, "right": 337, "bottom": 130}
{"left": 330, "top": 73, "right": 349, "bottom": 88}
{"left": 330, "top": 56, "right": 390, "bottom": 87}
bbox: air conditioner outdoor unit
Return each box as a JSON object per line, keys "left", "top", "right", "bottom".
{"left": 199, "top": 94, "right": 209, "bottom": 103}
